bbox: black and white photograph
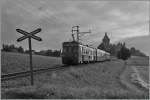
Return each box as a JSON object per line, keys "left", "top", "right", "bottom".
{"left": 1, "top": 0, "right": 149, "bottom": 99}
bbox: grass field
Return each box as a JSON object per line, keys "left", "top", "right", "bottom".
{"left": 127, "top": 56, "right": 149, "bottom": 83}
{"left": 1, "top": 52, "right": 149, "bottom": 99}
{"left": 134, "top": 66, "right": 149, "bottom": 83}
{"left": 127, "top": 56, "right": 149, "bottom": 66}
{"left": 1, "top": 52, "right": 62, "bottom": 74}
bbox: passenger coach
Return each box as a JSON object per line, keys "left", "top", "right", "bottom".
{"left": 62, "top": 41, "right": 110, "bottom": 65}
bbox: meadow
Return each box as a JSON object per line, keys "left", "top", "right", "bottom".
{"left": 1, "top": 52, "right": 62, "bottom": 74}
{"left": 127, "top": 56, "right": 149, "bottom": 83}
{"left": 127, "top": 56, "right": 149, "bottom": 66}
{"left": 1, "top": 52, "right": 149, "bottom": 99}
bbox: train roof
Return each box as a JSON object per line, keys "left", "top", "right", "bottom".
{"left": 63, "top": 41, "right": 95, "bottom": 48}
{"left": 63, "top": 41, "right": 79, "bottom": 44}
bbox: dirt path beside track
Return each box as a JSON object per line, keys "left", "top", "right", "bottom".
{"left": 119, "top": 64, "right": 149, "bottom": 93}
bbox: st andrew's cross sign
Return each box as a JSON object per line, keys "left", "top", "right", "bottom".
{"left": 16, "top": 28, "right": 42, "bottom": 85}
{"left": 17, "top": 28, "right": 42, "bottom": 42}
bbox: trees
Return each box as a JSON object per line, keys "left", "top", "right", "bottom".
{"left": 109, "top": 44, "right": 116, "bottom": 56}
{"left": 130, "top": 47, "right": 146, "bottom": 57}
{"left": 97, "top": 33, "right": 146, "bottom": 57}
{"left": 2, "top": 44, "right": 10, "bottom": 52}
{"left": 117, "top": 44, "right": 131, "bottom": 67}
{"left": 45, "top": 50, "right": 53, "bottom": 56}
{"left": 18, "top": 46, "right": 24, "bottom": 53}
{"left": 97, "top": 40, "right": 146, "bottom": 57}
{"left": 35, "top": 49, "right": 61, "bottom": 57}
{"left": 2, "top": 44, "right": 24, "bottom": 53}
{"left": 117, "top": 44, "right": 131, "bottom": 61}
{"left": 98, "top": 43, "right": 111, "bottom": 53}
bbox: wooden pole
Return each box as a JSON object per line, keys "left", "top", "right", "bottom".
{"left": 28, "top": 37, "right": 34, "bottom": 85}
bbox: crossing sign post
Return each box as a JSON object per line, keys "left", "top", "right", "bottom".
{"left": 16, "top": 28, "right": 42, "bottom": 85}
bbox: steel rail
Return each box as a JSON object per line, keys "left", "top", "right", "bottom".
{"left": 1, "top": 59, "right": 111, "bottom": 81}
{"left": 1, "top": 65, "right": 67, "bottom": 81}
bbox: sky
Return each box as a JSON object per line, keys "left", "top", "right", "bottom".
{"left": 1, "top": 0, "right": 149, "bottom": 51}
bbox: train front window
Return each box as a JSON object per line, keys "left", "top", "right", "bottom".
{"left": 63, "top": 46, "right": 75, "bottom": 53}
{"left": 63, "top": 46, "right": 70, "bottom": 53}
{"left": 63, "top": 47, "right": 67, "bottom": 52}
{"left": 73, "top": 46, "right": 78, "bottom": 52}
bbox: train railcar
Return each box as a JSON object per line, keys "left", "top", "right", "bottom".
{"left": 80, "top": 44, "right": 90, "bottom": 63}
{"left": 62, "top": 41, "right": 79, "bottom": 64}
{"left": 104, "top": 52, "right": 111, "bottom": 61}
{"left": 80, "top": 45, "right": 95, "bottom": 63}
{"left": 96, "top": 49, "right": 105, "bottom": 61}
{"left": 62, "top": 41, "right": 110, "bottom": 64}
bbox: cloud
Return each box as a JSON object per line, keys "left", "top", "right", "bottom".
{"left": 1, "top": 0, "right": 149, "bottom": 50}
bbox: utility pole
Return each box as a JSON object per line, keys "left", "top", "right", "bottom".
{"left": 71, "top": 25, "right": 91, "bottom": 43}
{"left": 72, "top": 25, "right": 79, "bottom": 42}
{"left": 72, "top": 34, "right": 75, "bottom": 41}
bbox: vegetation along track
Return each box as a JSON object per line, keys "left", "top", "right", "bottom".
{"left": 1, "top": 60, "right": 111, "bottom": 81}
{"left": 1, "top": 64, "right": 68, "bottom": 81}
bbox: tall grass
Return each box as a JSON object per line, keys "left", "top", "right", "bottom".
{"left": 1, "top": 52, "right": 61, "bottom": 74}
{"left": 2, "top": 84, "right": 149, "bottom": 99}
{"left": 1, "top": 52, "right": 149, "bottom": 99}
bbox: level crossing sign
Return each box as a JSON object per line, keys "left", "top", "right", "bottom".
{"left": 16, "top": 28, "right": 42, "bottom": 42}
{"left": 16, "top": 28, "right": 42, "bottom": 85}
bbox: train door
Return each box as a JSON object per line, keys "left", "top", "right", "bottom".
{"left": 78, "top": 45, "right": 83, "bottom": 63}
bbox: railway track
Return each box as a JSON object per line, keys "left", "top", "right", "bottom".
{"left": 1, "top": 60, "right": 112, "bottom": 81}
{"left": 1, "top": 64, "right": 68, "bottom": 81}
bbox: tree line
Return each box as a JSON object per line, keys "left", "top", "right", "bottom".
{"left": 1, "top": 44, "right": 61, "bottom": 57}
{"left": 1, "top": 42, "right": 147, "bottom": 58}
{"left": 98, "top": 42, "right": 146, "bottom": 57}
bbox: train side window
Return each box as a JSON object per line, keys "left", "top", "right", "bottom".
{"left": 86, "top": 49, "right": 88, "bottom": 54}
{"left": 82, "top": 47, "right": 84, "bottom": 54}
